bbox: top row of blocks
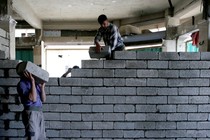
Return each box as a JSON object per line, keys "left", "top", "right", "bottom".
{"left": 113, "top": 51, "right": 210, "bottom": 60}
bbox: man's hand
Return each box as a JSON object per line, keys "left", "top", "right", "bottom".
{"left": 23, "top": 71, "right": 35, "bottom": 83}
{"left": 95, "top": 43, "right": 101, "bottom": 53}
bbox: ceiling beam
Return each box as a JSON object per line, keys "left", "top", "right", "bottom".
{"left": 11, "top": 0, "right": 42, "bottom": 29}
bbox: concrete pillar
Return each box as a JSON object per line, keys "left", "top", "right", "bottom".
{"left": 33, "top": 29, "right": 43, "bottom": 65}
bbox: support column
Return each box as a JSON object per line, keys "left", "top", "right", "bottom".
{"left": 33, "top": 29, "right": 43, "bottom": 65}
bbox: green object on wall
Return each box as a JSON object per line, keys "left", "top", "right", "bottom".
{"left": 16, "top": 49, "right": 34, "bottom": 62}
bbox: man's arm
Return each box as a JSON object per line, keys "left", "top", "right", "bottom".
{"left": 40, "top": 83, "right": 46, "bottom": 102}
{"left": 94, "top": 29, "right": 102, "bottom": 53}
{"left": 110, "top": 25, "right": 118, "bottom": 51}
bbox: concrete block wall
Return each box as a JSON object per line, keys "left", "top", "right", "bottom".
{"left": 1, "top": 52, "right": 210, "bottom": 139}
{"left": 0, "top": 28, "right": 10, "bottom": 59}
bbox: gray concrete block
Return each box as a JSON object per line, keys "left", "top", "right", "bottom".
{"left": 104, "top": 78, "right": 125, "bottom": 86}
{"left": 165, "top": 130, "right": 187, "bottom": 138}
{"left": 201, "top": 52, "right": 210, "bottom": 60}
{"left": 0, "top": 37, "right": 9, "bottom": 46}
{"left": 179, "top": 88, "right": 199, "bottom": 95}
{"left": 93, "top": 69, "right": 114, "bottom": 77}
{"left": 59, "top": 78, "right": 81, "bottom": 86}
{"left": 71, "top": 69, "right": 93, "bottom": 77}
{"left": 145, "top": 130, "right": 166, "bottom": 138}
{"left": 60, "top": 113, "right": 81, "bottom": 121}
{"left": 200, "top": 87, "right": 210, "bottom": 95}
{"left": 189, "top": 96, "right": 209, "bottom": 104}
{"left": 104, "top": 96, "right": 126, "bottom": 104}
{"left": 179, "top": 52, "right": 200, "bottom": 60}
{"left": 137, "top": 70, "right": 158, "bottom": 77}
{"left": 104, "top": 60, "right": 125, "bottom": 68}
{"left": 71, "top": 122, "right": 92, "bottom": 129}
{"left": 177, "top": 122, "right": 197, "bottom": 129}
{"left": 157, "top": 105, "right": 176, "bottom": 113}
{"left": 0, "top": 50, "right": 6, "bottom": 59}
{"left": 82, "top": 78, "right": 103, "bottom": 86}
{"left": 93, "top": 122, "right": 113, "bottom": 129}
{"left": 188, "top": 113, "right": 208, "bottom": 121}
{"left": 16, "top": 61, "right": 49, "bottom": 83}
{"left": 169, "top": 61, "right": 190, "bottom": 69}
{"left": 60, "top": 130, "right": 80, "bottom": 138}
{"left": 134, "top": 122, "right": 155, "bottom": 130}
{"left": 136, "top": 105, "right": 156, "bottom": 112}
{"left": 0, "top": 78, "right": 19, "bottom": 86}
{"left": 72, "top": 87, "right": 93, "bottom": 95}
{"left": 158, "top": 70, "right": 179, "bottom": 78}
{"left": 50, "top": 121, "right": 70, "bottom": 129}
{"left": 126, "top": 78, "right": 146, "bottom": 87}
{"left": 115, "top": 69, "right": 136, "bottom": 77}
{"left": 81, "top": 130, "right": 102, "bottom": 138}
{"left": 198, "top": 122, "right": 210, "bottom": 129}
{"left": 126, "top": 60, "right": 147, "bottom": 69}
{"left": 198, "top": 105, "right": 210, "bottom": 112}
{"left": 0, "top": 28, "right": 6, "bottom": 37}
{"left": 126, "top": 96, "right": 146, "bottom": 104}
{"left": 46, "top": 78, "right": 59, "bottom": 86}
{"left": 89, "top": 46, "right": 110, "bottom": 59}
{"left": 114, "top": 51, "right": 136, "bottom": 59}
{"left": 82, "top": 113, "right": 104, "bottom": 121}
{"left": 82, "top": 60, "right": 103, "bottom": 68}
{"left": 200, "top": 70, "right": 210, "bottom": 77}
{"left": 49, "top": 87, "right": 71, "bottom": 94}
{"left": 49, "top": 104, "right": 70, "bottom": 112}
{"left": 114, "top": 105, "right": 135, "bottom": 112}
{"left": 46, "top": 130, "right": 60, "bottom": 138}
{"left": 114, "top": 122, "right": 134, "bottom": 129}
{"left": 177, "top": 105, "right": 198, "bottom": 112}
{"left": 137, "top": 87, "right": 157, "bottom": 95}
{"left": 159, "top": 52, "right": 179, "bottom": 60}
{"left": 0, "top": 69, "right": 4, "bottom": 77}
{"left": 137, "top": 52, "right": 159, "bottom": 60}
{"left": 148, "top": 61, "right": 168, "bottom": 69}
{"left": 115, "top": 87, "right": 136, "bottom": 95}
{"left": 71, "top": 105, "right": 92, "bottom": 112}
{"left": 44, "top": 113, "right": 60, "bottom": 121}
{"left": 167, "top": 113, "right": 188, "bottom": 121}
{"left": 125, "top": 113, "right": 146, "bottom": 121}
{"left": 45, "top": 95, "right": 60, "bottom": 103}
{"left": 180, "top": 70, "right": 200, "bottom": 78}
{"left": 146, "top": 114, "right": 167, "bottom": 121}
{"left": 124, "top": 130, "right": 144, "bottom": 138}
{"left": 93, "top": 105, "right": 113, "bottom": 112}
{"left": 168, "top": 96, "right": 188, "bottom": 104}
{"left": 168, "top": 79, "right": 189, "bottom": 87}
{"left": 103, "top": 130, "right": 123, "bottom": 138}
{"left": 156, "top": 122, "right": 176, "bottom": 129}
{"left": 0, "top": 129, "right": 18, "bottom": 137}
{"left": 158, "top": 88, "right": 178, "bottom": 95}
{"left": 82, "top": 96, "right": 103, "bottom": 104}
{"left": 9, "top": 121, "right": 24, "bottom": 128}
{"left": 146, "top": 96, "right": 167, "bottom": 104}
{"left": 0, "top": 87, "right": 4, "bottom": 95}
{"left": 94, "top": 87, "right": 114, "bottom": 95}
{"left": 147, "top": 79, "right": 167, "bottom": 87}
{"left": 190, "top": 61, "right": 210, "bottom": 69}
{"left": 60, "top": 95, "right": 81, "bottom": 103}
{"left": 104, "top": 113, "right": 124, "bottom": 121}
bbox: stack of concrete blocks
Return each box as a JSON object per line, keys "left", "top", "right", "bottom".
{"left": 0, "top": 28, "right": 10, "bottom": 59}
{"left": 1, "top": 51, "right": 210, "bottom": 139}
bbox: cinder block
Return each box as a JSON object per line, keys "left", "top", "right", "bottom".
{"left": 104, "top": 113, "right": 124, "bottom": 121}
{"left": 60, "top": 96, "right": 81, "bottom": 103}
{"left": 44, "top": 113, "right": 60, "bottom": 121}
{"left": 72, "top": 87, "right": 93, "bottom": 95}
{"left": 200, "top": 70, "right": 210, "bottom": 77}
{"left": 46, "top": 78, "right": 59, "bottom": 86}
{"left": 136, "top": 105, "right": 156, "bottom": 112}
{"left": 177, "top": 122, "right": 197, "bottom": 129}
{"left": 125, "top": 60, "right": 147, "bottom": 69}
{"left": 177, "top": 105, "right": 198, "bottom": 112}
{"left": 104, "top": 96, "right": 126, "bottom": 104}
{"left": 180, "top": 70, "right": 200, "bottom": 78}
{"left": 179, "top": 87, "right": 199, "bottom": 95}
{"left": 124, "top": 130, "right": 144, "bottom": 138}
{"left": 188, "top": 113, "right": 208, "bottom": 121}
{"left": 148, "top": 61, "right": 168, "bottom": 69}
{"left": 158, "top": 70, "right": 179, "bottom": 78}
{"left": 0, "top": 28, "right": 6, "bottom": 37}
{"left": 45, "top": 95, "right": 60, "bottom": 103}
{"left": 82, "top": 113, "right": 103, "bottom": 121}
{"left": 0, "top": 50, "right": 6, "bottom": 59}
{"left": 179, "top": 52, "right": 200, "bottom": 60}
{"left": 165, "top": 130, "right": 187, "bottom": 138}
{"left": 186, "top": 130, "right": 210, "bottom": 138}
{"left": 82, "top": 78, "right": 103, "bottom": 86}
{"left": 46, "top": 130, "right": 60, "bottom": 138}
{"left": 125, "top": 113, "right": 146, "bottom": 121}
{"left": 198, "top": 122, "right": 210, "bottom": 129}
{"left": 114, "top": 122, "right": 134, "bottom": 129}
{"left": 59, "top": 78, "right": 81, "bottom": 86}
{"left": 146, "top": 96, "right": 167, "bottom": 104}
{"left": 158, "top": 88, "right": 178, "bottom": 95}
{"left": 0, "top": 87, "right": 5, "bottom": 95}
{"left": 189, "top": 96, "right": 209, "bottom": 104}
{"left": 50, "top": 121, "right": 70, "bottom": 129}
{"left": 156, "top": 122, "right": 176, "bottom": 129}
{"left": 114, "top": 51, "right": 136, "bottom": 60}
{"left": 0, "top": 37, "right": 9, "bottom": 46}
{"left": 147, "top": 79, "right": 167, "bottom": 87}
{"left": 94, "top": 87, "right": 114, "bottom": 95}
{"left": 82, "top": 60, "right": 103, "bottom": 68}
{"left": 71, "top": 69, "right": 93, "bottom": 77}
{"left": 0, "top": 129, "right": 18, "bottom": 137}
{"left": 0, "top": 78, "right": 19, "bottom": 86}
{"left": 82, "top": 96, "right": 103, "bottom": 104}
{"left": 49, "top": 104, "right": 70, "bottom": 112}
{"left": 8, "top": 69, "right": 19, "bottom": 77}
{"left": 190, "top": 61, "right": 210, "bottom": 69}
{"left": 93, "top": 105, "right": 113, "bottom": 112}
{"left": 114, "top": 105, "right": 135, "bottom": 112}
{"left": 189, "top": 79, "right": 209, "bottom": 87}
{"left": 104, "top": 60, "right": 125, "bottom": 68}
{"left": 49, "top": 87, "right": 71, "bottom": 95}
{"left": 134, "top": 122, "right": 155, "bottom": 130}
{"left": 60, "top": 130, "right": 80, "bottom": 138}
{"left": 126, "top": 96, "right": 146, "bottom": 104}
{"left": 115, "top": 69, "right": 136, "bottom": 77}
{"left": 126, "top": 78, "right": 146, "bottom": 87}
{"left": 71, "top": 122, "right": 92, "bottom": 129}
{"left": 81, "top": 130, "right": 102, "bottom": 138}
{"left": 93, "top": 69, "right": 114, "bottom": 77}
{"left": 168, "top": 96, "right": 188, "bottom": 104}
{"left": 145, "top": 130, "right": 166, "bottom": 138}
{"left": 89, "top": 46, "right": 110, "bottom": 59}
{"left": 137, "top": 87, "right": 157, "bottom": 95}
{"left": 137, "top": 52, "right": 159, "bottom": 60}
{"left": 0, "top": 60, "right": 20, "bottom": 68}
{"left": 9, "top": 121, "right": 24, "bottom": 128}
{"left": 115, "top": 87, "right": 136, "bottom": 95}
{"left": 93, "top": 122, "right": 113, "bottom": 129}
{"left": 159, "top": 52, "right": 179, "bottom": 60}
{"left": 200, "top": 87, "right": 210, "bottom": 95}
{"left": 60, "top": 113, "right": 81, "bottom": 121}
{"left": 198, "top": 105, "right": 210, "bottom": 112}
{"left": 168, "top": 79, "right": 189, "bottom": 87}
{"left": 104, "top": 78, "right": 125, "bottom": 86}
{"left": 167, "top": 113, "right": 187, "bottom": 121}
{"left": 146, "top": 114, "right": 167, "bottom": 121}
{"left": 16, "top": 61, "right": 49, "bottom": 83}
{"left": 137, "top": 70, "right": 158, "bottom": 77}
{"left": 169, "top": 61, "right": 190, "bottom": 69}
{"left": 0, "top": 69, "right": 4, "bottom": 77}
{"left": 71, "top": 105, "right": 92, "bottom": 112}
{"left": 103, "top": 130, "right": 123, "bottom": 138}
{"left": 201, "top": 52, "right": 210, "bottom": 60}
{"left": 157, "top": 105, "right": 176, "bottom": 113}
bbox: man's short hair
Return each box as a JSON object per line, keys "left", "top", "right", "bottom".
{"left": 98, "top": 14, "right": 108, "bottom": 25}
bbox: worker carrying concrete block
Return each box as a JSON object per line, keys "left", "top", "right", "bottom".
{"left": 92, "top": 14, "right": 125, "bottom": 59}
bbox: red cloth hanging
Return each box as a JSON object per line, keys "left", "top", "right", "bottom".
{"left": 191, "top": 31, "right": 199, "bottom": 46}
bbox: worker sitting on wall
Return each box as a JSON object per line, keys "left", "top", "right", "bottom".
{"left": 94, "top": 14, "right": 125, "bottom": 59}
